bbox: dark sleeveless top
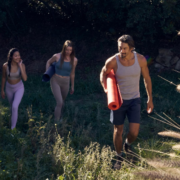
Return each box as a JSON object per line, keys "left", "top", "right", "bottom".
{"left": 55, "top": 54, "right": 72, "bottom": 76}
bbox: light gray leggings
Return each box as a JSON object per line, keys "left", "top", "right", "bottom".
{"left": 50, "top": 75, "right": 70, "bottom": 121}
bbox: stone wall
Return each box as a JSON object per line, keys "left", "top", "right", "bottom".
{"left": 155, "top": 48, "right": 180, "bottom": 70}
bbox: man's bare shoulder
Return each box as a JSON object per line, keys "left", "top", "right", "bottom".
{"left": 136, "top": 53, "right": 147, "bottom": 67}
{"left": 105, "top": 54, "right": 117, "bottom": 66}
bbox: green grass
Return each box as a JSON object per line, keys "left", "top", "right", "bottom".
{"left": 1, "top": 67, "right": 180, "bottom": 179}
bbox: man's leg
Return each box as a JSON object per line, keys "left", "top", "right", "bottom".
{"left": 110, "top": 100, "right": 128, "bottom": 153}
{"left": 123, "top": 123, "right": 140, "bottom": 162}
{"left": 113, "top": 124, "right": 124, "bottom": 170}
{"left": 124, "top": 98, "right": 141, "bottom": 152}
{"left": 126, "top": 123, "right": 140, "bottom": 144}
{"left": 113, "top": 124, "right": 124, "bottom": 155}
{"left": 110, "top": 104, "right": 127, "bottom": 170}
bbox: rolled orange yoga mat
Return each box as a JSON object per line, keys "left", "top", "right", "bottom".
{"left": 106, "top": 70, "right": 123, "bottom": 110}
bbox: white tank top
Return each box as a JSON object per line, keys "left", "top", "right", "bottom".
{"left": 115, "top": 51, "right": 141, "bottom": 100}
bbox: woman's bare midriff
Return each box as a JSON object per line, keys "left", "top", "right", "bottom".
{"left": 7, "top": 78, "right": 21, "bottom": 85}
{"left": 55, "top": 74, "right": 69, "bottom": 78}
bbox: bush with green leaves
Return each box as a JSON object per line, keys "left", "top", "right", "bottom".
{"left": 1, "top": 0, "right": 180, "bottom": 45}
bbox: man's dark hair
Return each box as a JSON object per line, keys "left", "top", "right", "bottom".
{"left": 117, "top": 35, "right": 135, "bottom": 49}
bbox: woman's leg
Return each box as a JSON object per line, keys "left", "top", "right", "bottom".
{"left": 5, "top": 86, "right": 14, "bottom": 108}
{"left": 11, "top": 87, "right": 24, "bottom": 129}
{"left": 60, "top": 78, "right": 70, "bottom": 101}
{"left": 50, "top": 76, "right": 63, "bottom": 121}
{"left": 59, "top": 78, "right": 70, "bottom": 119}
{"left": 5, "top": 85, "right": 14, "bottom": 128}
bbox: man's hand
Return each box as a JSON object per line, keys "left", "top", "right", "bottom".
{"left": 140, "top": 55, "right": 153, "bottom": 114}
{"left": 147, "top": 100, "right": 154, "bottom": 114}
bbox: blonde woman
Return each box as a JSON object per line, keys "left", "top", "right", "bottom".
{"left": 46, "top": 40, "right": 78, "bottom": 122}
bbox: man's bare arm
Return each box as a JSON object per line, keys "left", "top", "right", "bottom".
{"left": 140, "top": 56, "right": 154, "bottom": 113}
{"left": 100, "top": 57, "right": 116, "bottom": 92}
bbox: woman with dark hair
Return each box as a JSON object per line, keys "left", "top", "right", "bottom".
{"left": 46, "top": 40, "right": 78, "bottom": 122}
{"left": 1, "top": 48, "right": 27, "bottom": 129}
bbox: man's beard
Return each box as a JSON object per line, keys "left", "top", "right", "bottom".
{"left": 120, "top": 53, "right": 126, "bottom": 58}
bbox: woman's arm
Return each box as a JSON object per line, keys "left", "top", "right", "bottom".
{"left": 1, "top": 64, "right": 7, "bottom": 98}
{"left": 46, "top": 54, "right": 58, "bottom": 71}
{"left": 19, "top": 62, "right": 27, "bottom": 81}
{"left": 70, "top": 58, "right": 78, "bottom": 94}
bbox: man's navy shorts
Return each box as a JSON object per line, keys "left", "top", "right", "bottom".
{"left": 110, "top": 98, "right": 141, "bottom": 125}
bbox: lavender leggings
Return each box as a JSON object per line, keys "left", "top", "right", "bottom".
{"left": 5, "top": 80, "right": 24, "bottom": 129}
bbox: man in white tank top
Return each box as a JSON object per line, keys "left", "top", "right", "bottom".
{"left": 100, "top": 35, "right": 154, "bottom": 170}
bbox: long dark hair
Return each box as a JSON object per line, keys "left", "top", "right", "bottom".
{"left": 60, "top": 40, "right": 75, "bottom": 68}
{"left": 7, "top": 48, "right": 19, "bottom": 77}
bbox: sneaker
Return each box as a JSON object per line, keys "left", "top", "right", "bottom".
{"left": 113, "top": 155, "right": 123, "bottom": 170}
{"left": 123, "top": 143, "right": 134, "bottom": 162}
{"left": 123, "top": 143, "right": 131, "bottom": 153}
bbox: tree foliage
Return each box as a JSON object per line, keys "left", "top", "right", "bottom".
{"left": 0, "top": 0, "right": 180, "bottom": 42}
